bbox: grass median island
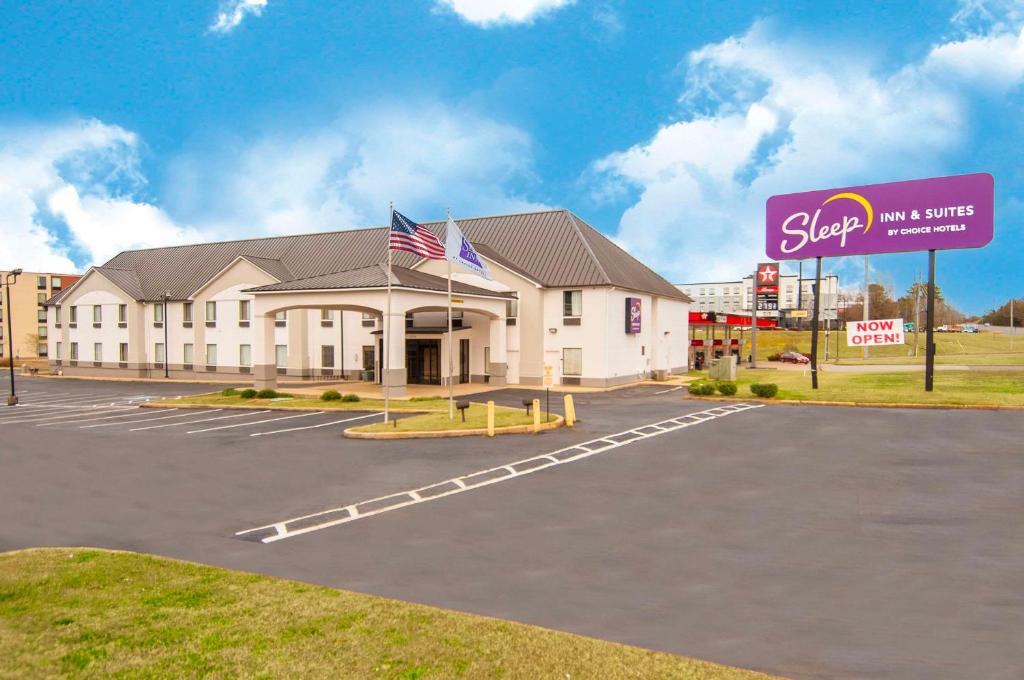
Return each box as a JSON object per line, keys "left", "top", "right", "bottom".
{"left": 352, "top": 402, "right": 542, "bottom": 433}
{"left": 0, "top": 549, "right": 773, "bottom": 680}
{"left": 698, "top": 369, "right": 1024, "bottom": 407}
{"left": 150, "top": 391, "right": 450, "bottom": 412}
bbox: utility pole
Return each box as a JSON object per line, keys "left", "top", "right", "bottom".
{"left": 863, "top": 255, "right": 870, "bottom": 359}
{"left": 1011, "top": 298, "right": 1015, "bottom": 350}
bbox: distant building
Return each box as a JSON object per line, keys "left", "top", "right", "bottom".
{"left": 1, "top": 271, "right": 81, "bottom": 360}
{"left": 676, "top": 273, "right": 839, "bottom": 327}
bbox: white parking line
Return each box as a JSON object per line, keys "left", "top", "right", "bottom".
{"left": 0, "top": 405, "right": 112, "bottom": 424}
{"left": 36, "top": 409, "right": 166, "bottom": 427}
{"left": 249, "top": 411, "right": 383, "bottom": 437}
{"left": 187, "top": 411, "right": 323, "bottom": 434}
{"left": 80, "top": 410, "right": 196, "bottom": 429}
{"left": 654, "top": 386, "right": 683, "bottom": 394}
{"left": 1, "top": 407, "right": 134, "bottom": 426}
{"left": 18, "top": 392, "right": 112, "bottom": 405}
{"left": 130, "top": 409, "right": 260, "bottom": 431}
{"left": 237, "top": 403, "right": 765, "bottom": 543}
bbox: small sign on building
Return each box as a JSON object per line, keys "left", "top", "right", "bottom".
{"left": 847, "top": 319, "right": 905, "bottom": 347}
{"left": 625, "top": 297, "right": 641, "bottom": 334}
{"left": 543, "top": 364, "right": 553, "bottom": 387}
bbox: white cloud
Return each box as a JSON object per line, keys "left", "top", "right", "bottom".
{"left": 592, "top": 15, "right": 1024, "bottom": 284}
{"left": 0, "top": 119, "right": 200, "bottom": 273}
{"left": 209, "top": 0, "right": 268, "bottom": 34}
{"left": 435, "top": 0, "right": 575, "bottom": 26}
{"left": 166, "top": 104, "right": 547, "bottom": 235}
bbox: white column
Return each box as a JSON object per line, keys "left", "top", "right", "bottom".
{"left": 287, "top": 309, "right": 310, "bottom": 377}
{"left": 488, "top": 314, "right": 508, "bottom": 386}
{"left": 251, "top": 310, "right": 276, "bottom": 390}
{"left": 382, "top": 309, "right": 407, "bottom": 397}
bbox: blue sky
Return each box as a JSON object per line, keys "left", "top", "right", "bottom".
{"left": 1, "top": 0, "right": 1021, "bottom": 314}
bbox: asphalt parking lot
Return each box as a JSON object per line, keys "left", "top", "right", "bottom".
{"left": 2, "top": 375, "right": 1022, "bottom": 679}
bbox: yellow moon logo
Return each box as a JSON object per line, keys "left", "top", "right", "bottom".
{"left": 821, "top": 192, "right": 874, "bottom": 233}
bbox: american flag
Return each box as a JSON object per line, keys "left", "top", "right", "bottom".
{"left": 390, "top": 210, "right": 446, "bottom": 260}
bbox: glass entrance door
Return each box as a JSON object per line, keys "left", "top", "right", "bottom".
{"left": 406, "top": 340, "right": 441, "bottom": 385}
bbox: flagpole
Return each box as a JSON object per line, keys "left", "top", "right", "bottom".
{"left": 447, "top": 208, "right": 454, "bottom": 420}
{"left": 385, "top": 202, "right": 393, "bottom": 424}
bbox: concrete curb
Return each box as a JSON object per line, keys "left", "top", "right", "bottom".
{"left": 141, "top": 401, "right": 430, "bottom": 414}
{"left": 345, "top": 415, "right": 566, "bottom": 439}
{"left": 686, "top": 395, "right": 1024, "bottom": 411}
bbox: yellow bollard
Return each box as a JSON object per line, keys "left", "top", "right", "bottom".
{"left": 486, "top": 400, "right": 495, "bottom": 437}
{"left": 564, "top": 394, "right": 576, "bottom": 427}
{"left": 532, "top": 398, "right": 541, "bottom": 432}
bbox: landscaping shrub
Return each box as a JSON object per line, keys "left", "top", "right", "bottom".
{"left": 750, "top": 383, "right": 779, "bottom": 399}
{"left": 321, "top": 389, "right": 342, "bottom": 401}
{"left": 256, "top": 389, "right": 280, "bottom": 399}
{"left": 688, "top": 381, "right": 716, "bottom": 396}
{"left": 341, "top": 393, "right": 361, "bottom": 402}
{"left": 767, "top": 353, "right": 783, "bottom": 362}
{"left": 409, "top": 395, "right": 441, "bottom": 402}
{"left": 716, "top": 381, "right": 738, "bottom": 396}
{"left": 221, "top": 388, "right": 239, "bottom": 397}
{"left": 239, "top": 388, "right": 258, "bottom": 399}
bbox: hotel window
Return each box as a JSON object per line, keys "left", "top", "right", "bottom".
{"left": 360, "top": 312, "right": 374, "bottom": 327}
{"left": 275, "top": 345, "right": 287, "bottom": 368}
{"left": 563, "top": 290, "right": 582, "bottom": 317}
{"left": 321, "top": 345, "right": 335, "bottom": 368}
{"left": 93, "top": 305, "right": 103, "bottom": 325}
{"left": 699, "top": 288, "right": 705, "bottom": 295}
{"left": 55, "top": 342, "right": 62, "bottom": 360}
{"left": 38, "top": 309, "right": 47, "bottom": 322}
{"left": 239, "top": 300, "right": 251, "bottom": 324}
{"left": 450, "top": 311, "right": 464, "bottom": 329}
{"left": 154, "top": 303, "right": 164, "bottom": 324}
{"left": 37, "top": 276, "right": 46, "bottom": 290}
{"left": 51, "top": 277, "right": 62, "bottom": 289}
{"left": 321, "top": 309, "right": 334, "bottom": 327}
{"left": 154, "top": 343, "right": 165, "bottom": 364}
{"left": 94, "top": 342, "right": 103, "bottom": 362}
{"left": 118, "top": 304, "right": 127, "bottom": 325}
{"left": 239, "top": 344, "right": 252, "bottom": 367}
{"left": 205, "top": 301, "right": 217, "bottom": 325}
{"left": 183, "top": 343, "right": 194, "bottom": 365}
{"left": 483, "top": 346, "right": 491, "bottom": 375}
{"left": 205, "top": 344, "right": 217, "bottom": 366}
{"left": 562, "top": 348, "right": 583, "bottom": 376}
{"left": 275, "top": 311, "right": 286, "bottom": 327}
{"left": 38, "top": 293, "right": 47, "bottom": 305}
{"left": 38, "top": 325, "right": 47, "bottom": 339}
{"left": 506, "top": 299, "right": 518, "bottom": 318}
{"left": 70, "top": 306, "right": 78, "bottom": 324}
{"left": 70, "top": 343, "right": 79, "bottom": 360}
{"left": 183, "top": 302, "right": 193, "bottom": 324}
{"left": 119, "top": 343, "right": 128, "bottom": 363}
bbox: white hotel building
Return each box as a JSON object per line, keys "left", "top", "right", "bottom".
{"left": 45, "top": 210, "right": 692, "bottom": 392}
{"left": 677, "top": 273, "right": 840, "bottom": 326}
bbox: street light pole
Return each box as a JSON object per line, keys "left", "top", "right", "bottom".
{"left": 163, "top": 293, "right": 170, "bottom": 379}
{"left": 5, "top": 269, "right": 23, "bottom": 406}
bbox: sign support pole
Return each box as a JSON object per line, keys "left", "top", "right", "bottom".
{"left": 749, "top": 267, "right": 758, "bottom": 369}
{"left": 810, "top": 256, "right": 822, "bottom": 389}
{"left": 384, "top": 202, "right": 393, "bottom": 424}
{"left": 925, "top": 249, "right": 936, "bottom": 392}
{"left": 447, "top": 209, "right": 454, "bottom": 421}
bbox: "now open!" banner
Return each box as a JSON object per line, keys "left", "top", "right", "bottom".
{"left": 847, "top": 319, "right": 906, "bottom": 347}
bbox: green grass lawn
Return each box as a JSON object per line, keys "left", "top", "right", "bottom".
{"left": 353, "top": 402, "right": 548, "bottom": 433}
{"left": 719, "top": 329, "right": 1024, "bottom": 365}
{"left": 700, "top": 368, "right": 1024, "bottom": 407}
{"left": 0, "top": 549, "right": 772, "bottom": 679}
{"left": 152, "top": 392, "right": 450, "bottom": 412}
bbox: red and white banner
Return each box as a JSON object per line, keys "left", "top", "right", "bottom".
{"left": 846, "top": 318, "right": 905, "bottom": 346}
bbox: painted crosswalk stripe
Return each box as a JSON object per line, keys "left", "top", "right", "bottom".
{"left": 249, "top": 412, "right": 383, "bottom": 437}
{"left": 237, "top": 403, "right": 765, "bottom": 543}
{"left": 130, "top": 410, "right": 262, "bottom": 431}
{"left": 187, "top": 411, "right": 323, "bottom": 434}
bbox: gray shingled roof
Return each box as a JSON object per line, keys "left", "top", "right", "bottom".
{"left": 91, "top": 209, "right": 689, "bottom": 302}
{"left": 245, "top": 265, "right": 513, "bottom": 299}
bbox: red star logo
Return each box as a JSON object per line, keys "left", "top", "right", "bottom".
{"left": 758, "top": 264, "right": 778, "bottom": 284}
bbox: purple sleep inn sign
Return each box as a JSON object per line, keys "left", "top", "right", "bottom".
{"left": 765, "top": 173, "right": 994, "bottom": 259}
{"left": 625, "top": 297, "right": 641, "bottom": 334}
